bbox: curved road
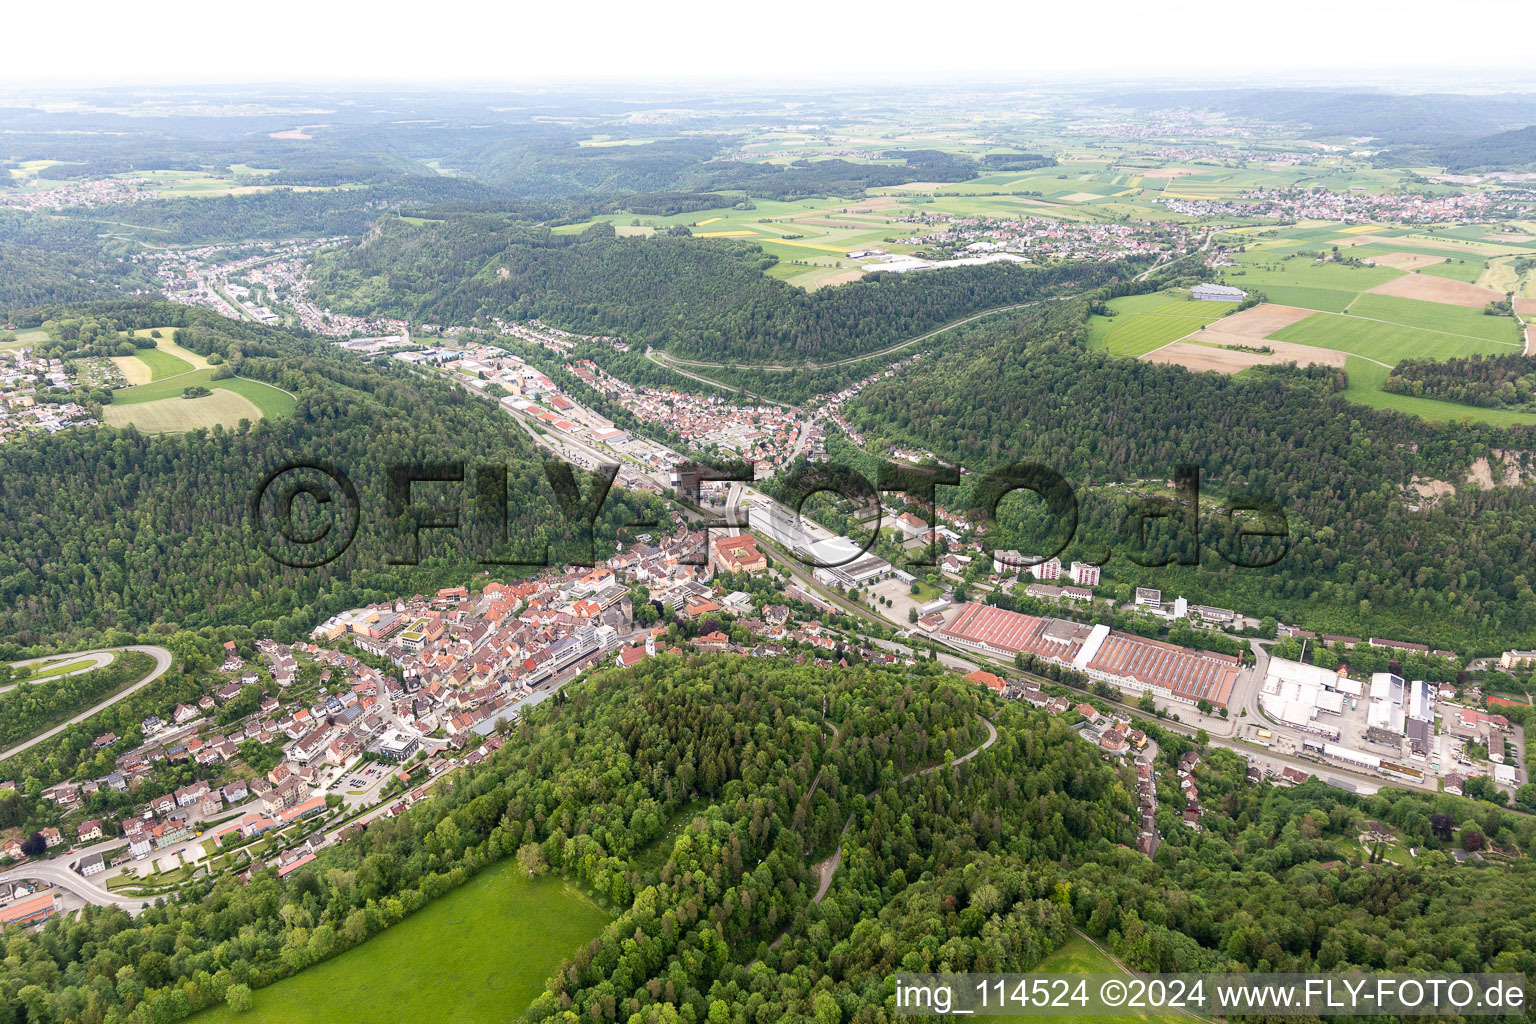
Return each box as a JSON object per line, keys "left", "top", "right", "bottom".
{"left": 753, "top": 712, "right": 998, "bottom": 961}
{"left": 812, "top": 713, "right": 998, "bottom": 904}
{"left": 0, "top": 645, "right": 174, "bottom": 762}
{"left": 642, "top": 348, "right": 793, "bottom": 408}
{"left": 651, "top": 300, "right": 1046, "bottom": 374}
{"left": 0, "top": 858, "right": 158, "bottom": 916}
{"left": 1, "top": 651, "right": 116, "bottom": 692}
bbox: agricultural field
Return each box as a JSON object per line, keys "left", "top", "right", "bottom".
{"left": 555, "top": 195, "right": 932, "bottom": 289}
{"left": 1346, "top": 293, "right": 1520, "bottom": 342}
{"left": 1272, "top": 308, "right": 1521, "bottom": 364}
{"left": 104, "top": 370, "right": 294, "bottom": 431}
{"left": 113, "top": 346, "right": 191, "bottom": 383}
{"left": 103, "top": 390, "right": 266, "bottom": 432}
{"left": 190, "top": 864, "right": 612, "bottom": 1024}
{"left": 1216, "top": 252, "right": 1402, "bottom": 312}
{"left": 123, "top": 168, "right": 359, "bottom": 199}
{"left": 1147, "top": 315, "right": 1346, "bottom": 373}
{"left": 110, "top": 329, "right": 212, "bottom": 383}
{"left": 1086, "top": 293, "right": 1239, "bottom": 358}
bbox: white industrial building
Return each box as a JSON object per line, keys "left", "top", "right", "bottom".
{"left": 1192, "top": 283, "right": 1248, "bottom": 302}
{"left": 1324, "top": 743, "right": 1382, "bottom": 770}
{"left": 1260, "top": 657, "right": 1346, "bottom": 735}
{"left": 1367, "top": 672, "right": 1406, "bottom": 733}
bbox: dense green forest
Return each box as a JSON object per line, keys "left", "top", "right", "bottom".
{"left": 309, "top": 215, "right": 1139, "bottom": 362}
{"left": 1386, "top": 350, "right": 1536, "bottom": 410}
{"left": 1385, "top": 125, "right": 1536, "bottom": 172}
{"left": 0, "top": 213, "right": 153, "bottom": 310}
{"left": 398, "top": 126, "right": 979, "bottom": 199}
{"left": 1111, "top": 88, "right": 1536, "bottom": 143}
{"left": 4, "top": 658, "right": 1534, "bottom": 1024}
{"left": 54, "top": 178, "right": 505, "bottom": 246}
{"left": 0, "top": 302, "right": 664, "bottom": 646}
{"left": 841, "top": 300, "right": 1536, "bottom": 651}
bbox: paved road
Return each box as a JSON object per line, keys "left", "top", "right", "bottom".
{"left": 642, "top": 348, "right": 792, "bottom": 408}
{"left": 0, "top": 858, "right": 158, "bottom": 915}
{"left": 652, "top": 300, "right": 1046, "bottom": 373}
{"left": 0, "top": 646, "right": 174, "bottom": 762}
{"left": 1, "top": 651, "right": 116, "bottom": 692}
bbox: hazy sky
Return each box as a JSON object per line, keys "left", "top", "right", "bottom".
{"left": 6, "top": 0, "right": 1535, "bottom": 87}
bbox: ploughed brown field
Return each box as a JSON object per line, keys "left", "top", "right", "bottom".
{"left": 1364, "top": 274, "right": 1505, "bottom": 308}
{"left": 1373, "top": 251, "right": 1451, "bottom": 270}
{"left": 1143, "top": 338, "right": 1347, "bottom": 374}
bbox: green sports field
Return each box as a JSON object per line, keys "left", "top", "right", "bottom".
{"left": 191, "top": 864, "right": 612, "bottom": 1024}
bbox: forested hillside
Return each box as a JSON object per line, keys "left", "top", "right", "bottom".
{"left": 309, "top": 216, "right": 1137, "bottom": 362}
{"left": 844, "top": 300, "right": 1536, "bottom": 651}
{"left": 4, "top": 658, "right": 1533, "bottom": 1024}
{"left": 1386, "top": 351, "right": 1536, "bottom": 410}
{"left": 0, "top": 302, "right": 663, "bottom": 646}
{"left": 0, "top": 213, "right": 153, "bottom": 310}
{"left": 54, "top": 177, "right": 507, "bottom": 246}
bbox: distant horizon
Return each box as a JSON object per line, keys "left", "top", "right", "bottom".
{"left": 4, "top": 73, "right": 1536, "bottom": 102}
{"left": 6, "top": 0, "right": 1535, "bottom": 91}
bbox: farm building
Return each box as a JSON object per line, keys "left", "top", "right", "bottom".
{"left": 1192, "top": 283, "right": 1247, "bottom": 302}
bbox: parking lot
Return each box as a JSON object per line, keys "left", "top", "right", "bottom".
{"left": 340, "top": 763, "right": 387, "bottom": 792}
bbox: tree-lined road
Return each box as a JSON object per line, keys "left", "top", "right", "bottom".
{"left": 0, "top": 645, "right": 174, "bottom": 762}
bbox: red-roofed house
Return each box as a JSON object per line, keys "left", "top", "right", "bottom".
{"left": 965, "top": 669, "right": 1006, "bottom": 692}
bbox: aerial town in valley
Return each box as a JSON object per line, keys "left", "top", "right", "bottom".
{"left": 1157, "top": 185, "right": 1536, "bottom": 224}
{"left": 8, "top": 62, "right": 1536, "bottom": 1024}
{"left": 7, "top": 431, "right": 1526, "bottom": 923}
{"left": 0, "top": 344, "right": 101, "bottom": 440}
{"left": 146, "top": 238, "right": 409, "bottom": 336}
{"left": 14, "top": 244, "right": 1533, "bottom": 922}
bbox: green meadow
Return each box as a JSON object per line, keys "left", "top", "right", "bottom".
{"left": 113, "top": 369, "right": 219, "bottom": 404}
{"left": 1087, "top": 295, "right": 1237, "bottom": 357}
{"left": 1217, "top": 254, "right": 1401, "bottom": 312}
{"left": 1342, "top": 357, "right": 1536, "bottom": 428}
{"left": 1414, "top": 259, "right": 1486, "bottom": 283}
{"left": 102, "top": 390, "right": 267, "bottom": 433}
{"left": 131, "top": 347, "right": 195, "bottom": 379}
{"left": 1273, "top": 311, "right": 1517, "bottom": 364}
{"left": 1345, "top": 293, "right": 1521, "bottom": 344}
{"left": 2, "top": 328, "right": 50, "bottom": 350}
{"left": 191, "top": 864, "right": 613, "bottom": 1024}
{"left": 105, "top": 370, "right": 294, "bottom": 432}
